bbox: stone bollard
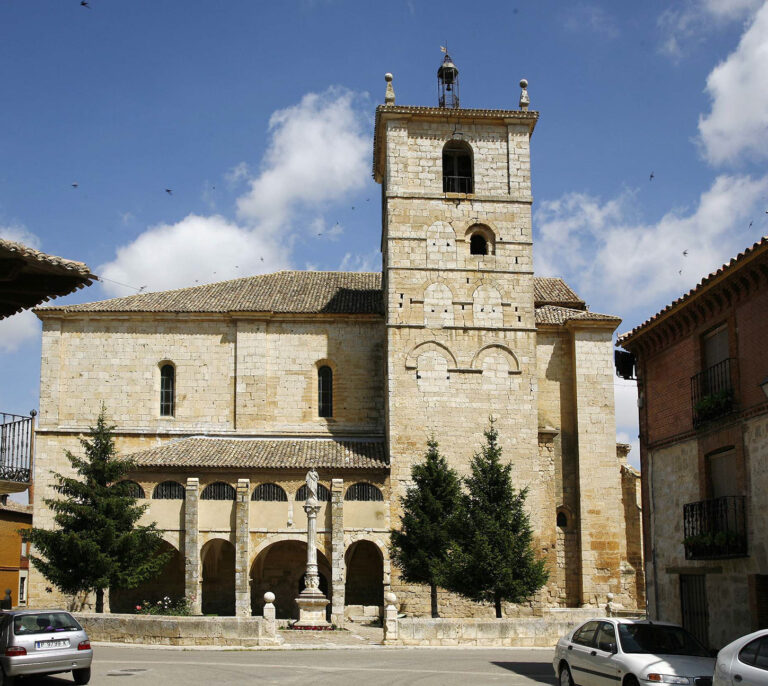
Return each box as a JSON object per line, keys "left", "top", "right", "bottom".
{"left": 606, "top": 593, "right": 614, "bottom": 617}
{"left": 263, "top": 592, "right": 277, "bottom": 639}
{"left": 382, "top": 591, "right": 399, "bottom": 645}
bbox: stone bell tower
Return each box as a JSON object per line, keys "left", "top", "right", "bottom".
{"left": 374, "top": 63, "right": 545, "bottom": 532}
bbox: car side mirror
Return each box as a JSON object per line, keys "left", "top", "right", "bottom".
{"left": 608, "top": 643, "right": 617, "bottom": 654}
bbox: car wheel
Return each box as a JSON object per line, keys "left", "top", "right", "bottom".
{"left": 73, "top": 667, "right": 91, "bottom": 685}
{"left": 0, "top": 668, "right": 14, "bottom": 686}
{"left": 559, "top": 664, "right": 574, "bottom": 686}
{"left": 623, "top": 676, "right": 640, "bottom": 686}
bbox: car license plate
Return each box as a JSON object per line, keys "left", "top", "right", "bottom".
{"left": 35, "top": 639, "right": 68, "bottom": 650}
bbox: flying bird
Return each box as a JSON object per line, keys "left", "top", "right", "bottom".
{"left": 682, "top": 250, "right": 688, "bottom": 256}
{"left": 678, "top": 269, "right": 682, "bottom": 275}
{"left": 71, "top": 182, "right": 79, "bottom": 189}
{"left": 137, "top": 285, "right": 147, "bottom": 293}
{"left": 649, "top": 172, "right": 654, "bottom": 181}
{"left": 165, "top": 188, "right": 173, "bottom": 195}
{"left": 749, "top": 221, "right": 753, "bottom": 228}
{"left": 80, "top": 1, "right": 90, "bottom": 7}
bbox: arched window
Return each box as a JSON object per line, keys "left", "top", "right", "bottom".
{"left": 201, "top": 482, "right": 236, "bottom": 501}
{"left": 153, "top": 480, "right": 185, "bottom": 500}
{"left": 318, "top": 365, "right": 333, "bottom": 418}
{"left": 467, "top": 224, "right": 495, "bottom": 256}
{"left": 296, "top": 483, "right": 330, "bottom": 502}
{"left": 442, "top": 140, "right": 473, "bottom": 193}
{"left": 557, "top": 511, "right": 568, "bottom": 528}
{"left": 345, "top": 483, "right": 383, "bottom": 502}
{"left": 117, "top": 480, "right": 145, "bottom": 498}
{"left": 252, "top": 483, "right": 288, "bottom": 502}
{"left": 160, "top": 363, "right": 175, "bottom": 417}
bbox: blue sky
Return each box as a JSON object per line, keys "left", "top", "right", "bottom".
{"left": 2, "top": 0, "right": 768, "bottom": 470}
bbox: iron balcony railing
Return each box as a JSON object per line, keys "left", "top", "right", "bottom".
{"left": 443, "top": 175, "right": 473, "bottom": 194}
{"left": 683, "top": 495, "right": 747, "bottom": 560}
{"left": 691, "top": 357, "right": 736, "bottom": 427}
{"left": 0, "top": 413, "right": 34, "bottom": 484}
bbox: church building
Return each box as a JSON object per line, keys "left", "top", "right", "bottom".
{"left": 31, "top": 58, "right": 643, "bottom": 620}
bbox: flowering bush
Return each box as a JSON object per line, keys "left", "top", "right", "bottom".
{"left": 134, "top": 596, "right": 191, "bottom": 616}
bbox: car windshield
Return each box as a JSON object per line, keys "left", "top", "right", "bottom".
{"left": 13, "top": 612, "right": 81, "bottom": 636}
{"left": 618, "top": 624, "right": 709, "bottom": 657}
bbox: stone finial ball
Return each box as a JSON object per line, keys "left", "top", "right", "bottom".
{"left": 264, "top": 591, "right": 275, "bottom": 604}
{"left": 384, "top": 591, "right": 397, "bottom": 605}
{"left": 520, "top": 79, "right": 528, "bottom": 89}
{"left": 385, "top": 73, "right": 393, "bottom": 82}
{"left": 606, "top": 593, "right": 614, "bottom": 601}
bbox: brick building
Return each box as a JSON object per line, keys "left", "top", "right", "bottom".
{"left": 618, "top": 236, "right": 768, "bottom": 649}
{"left": 30, "top": 62, "right": 642, "bottom": 620}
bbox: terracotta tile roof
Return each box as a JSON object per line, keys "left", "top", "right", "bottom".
{"left": 37, "top": 271, "right": 383, "bottom": 316}
{"left": 618, "top": 235, "right": 768, "bottom": 345}
{"left": 533, "top": 278, "right": 585, "bottom": 308}
{"left": 36, "top": 270, "right": 585, "bottom": 317}
{"left": 0, "top": 239, "right": 95, "bottom": 319}
{"left": 535, "top": 304, "right": 620, "bottom": 326}
{"left": 124, "top": 437, "right": 388, "bottom": 470}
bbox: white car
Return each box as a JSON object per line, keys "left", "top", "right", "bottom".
{"left": 713, "top": 628, "right": 768, "bottom": 686}
{"left": 553, "top": 618, "right": 715, "bottom": 686}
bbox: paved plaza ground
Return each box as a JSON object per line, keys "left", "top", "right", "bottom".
{"left": 82, "top": 644, "right": 557, "bottom": 685}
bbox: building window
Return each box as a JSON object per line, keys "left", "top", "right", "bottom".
{"left": 470, "top": 234, "right": 487, "bottom": 255}
{"left": 160, "top": 363, "right": 175, "bottom": 417}
{"left": 252, "top": 483, "right": 288, "bottom": 502}
{"left": 345, "top": 483, "right": 383, "bottom": 501}
{"left": 153, "top": 480, "right": 185, "bottom": 500}
{"left": 557, "top": 511, "right": 568, "bottom": 528}
{"left": 118, "top": 480, "right": 145, "bottom": 498}
{"left": 318, "top": 365, "right": 333, "bottom": 417}
{"left": 296, "top": 483, "right": 330, "bottom": 502}
{"left": 200, "top": 482, "right": 236, "bottom": 501}
{"left": 442, "top": 140, "right": 473, "bottom": 193}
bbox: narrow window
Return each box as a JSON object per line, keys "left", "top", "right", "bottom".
{"left": 296, "top": 483, "right": 330, "bottom": 501}
{"left": 252, "top": 483, "right": 288, "bottom": 502}
{"left": 442, "top": 140, "right": 473, "bottom": 193}
{"left": 160, "top": 363, "right": 175, "bottom": 417}
{"left": 470, "top": 233, "right": 488, "bottom": 255}
{"left": 153, "top": 481, "right": 185, "bottom": 500}
{"left": 557, "top": 511, "right": 568, "bottom": 528}
{"left": 318, "top": 365, "right": 333, "bottom": 417}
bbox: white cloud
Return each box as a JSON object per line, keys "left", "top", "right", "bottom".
{"left": 98, "top": 88, "right": 370, "bottom": 294}
{"left": 0, "top": 310, "right": 40, "bottom": 353}
{"left": 0, "top": 224, "right": 41, "bottom": 249}
{"left": 338, "top": 250, "right": 381, "bottom": 273}
{"left": 236, "top": 87, "right": 370, "bottom": 232}
{"left": 563, "top": 4, "right": 618, "bottom": 38}
{"left": 658, "top": 0, "right": 763, "bottom": 58}
{"left": 98, "top": 214, "right": 290, "bottom": 297}
{"left": 225, "top": 162, "right": 250, "bottom": 186}
{"left": 698, "top": 3, "right": 768, "bottom": 165}
{"left": 534, "top": 174, "right": 768, "bottom": 311}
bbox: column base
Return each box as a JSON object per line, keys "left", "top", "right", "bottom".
{"left": 294, "top": 589, "right": 330, "bottom": 628}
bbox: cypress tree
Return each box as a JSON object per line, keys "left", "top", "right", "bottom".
{"left": 26, "top": 407, "right": 169, "bottom": 612}
{"left": 444, "top": 420, "right": 548, "bottom": 618}
{"left": 390, "top": 437, "right": 462, "bottom": 617}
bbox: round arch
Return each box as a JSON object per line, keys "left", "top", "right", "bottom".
{"left": 249, "top": 539, "right": 332, "bottom": 619}
{"left": 470, "top": 343, "right": 520, "bottom": 373}
{"left": 405, "top": 340, "right": 458, "bottom": 370}
{"left": 344, "top": 539, "right": 384, "bottom": 608}
{"left": 201, "top": 537, "right": 235, "bottom": 616}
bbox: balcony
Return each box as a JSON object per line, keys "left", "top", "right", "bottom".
{"left": 0, "top": 413, "right": 34, "bottom": 494}
{"left": 443, "top": 175, "right": 473, "bottom": 194}
{"left": 691, "top": 357, "right": 737, "bottom": 427}
{"left": 683, "top": 495, "right": 747, "bottom": 560}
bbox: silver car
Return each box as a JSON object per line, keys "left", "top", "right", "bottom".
{"left": 713, "top": 628, "right": 768, "bottom": 686}
{"left": 553, "top": 617, "right": 715, "bottom": 686}
{"left": 0, "top": 609, "right": 92, "bottom": 684}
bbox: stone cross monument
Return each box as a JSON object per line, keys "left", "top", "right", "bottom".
{"left": 293, "top": 468, "right": 330, "bottom": 627}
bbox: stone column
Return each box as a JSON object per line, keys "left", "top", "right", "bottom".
{"left": 330, "top": 478, "right": 345, "bottom": 627}
{"left": 382, "top": 591, "right": 399, "bottom": 645}
{"left": 235, "top": 478, "right": 250, "bottom": 617}
{"left": 294, "top": 487, "right": 329, "bottom": 627}
{"left": 184, "top": 477, "right": 202, "bottom": 615}
{"left": 263, "top": 591, "right": 276, "bottom": 637}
